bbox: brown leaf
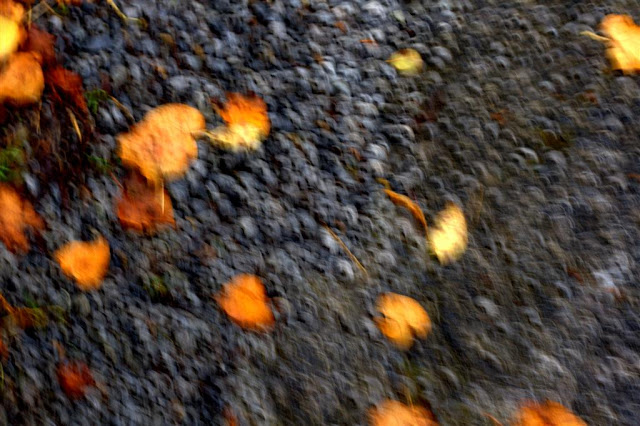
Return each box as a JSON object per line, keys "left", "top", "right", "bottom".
{"left": 116, "top": 172, "right": 175, "bottom": 233}
{"left": 0, "top": 51, "right": 44, "bottom": 106}
{"left": 45, "top": 66, "right": 88, "bottom": 113}
{"left": 384, "top": 189, "right": 428, "bottom": 233}
{"left": 117, "top": 104, "right": 205, "bottom": 183}
{"left": 375, "top": 293, "right": 431, "bottom": 350}
{"left": 0, "top": 184, "right": 44, "bottom": 253}
{"left": 512, "top": 401, "right": 587, "bottom": 426}
{"left": 54, "top": 236, "right": 110, "bottom": 291}
{"left": 23, "top": 25, "right": 56, "bottom": 65}
{"left": 0, "top": 293, "right": 48, "bottom": 330}
{"left": 57, "top": 361, "right": 95, "bottom": 399}
{"left": 214, "top": 274, "right": 275, "bottom": 331}
{"left": 369, "top": 400, "right": 438, "bottom": 426}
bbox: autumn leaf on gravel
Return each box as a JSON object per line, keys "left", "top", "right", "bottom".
{"left": 0, "top": 184, "right": 44, "bottom": 253}
{"left": 24, "top": 25, "right": 56, "bottom": 66}
{"left": 214, "top": 274, "right": 275, "bottom": 331}
{"left": 54, "top": 236, "right": 110, "bottom": 291}
{"left": 369, "top": 399, "right": 438, "bottom": 426}
{"left": 118, "top": 103, "right": 205, "bottom": 183}
{"left": 427, "top": 202, "right": 467, "bottom": 265}
{"left": 0, "top": 52, "right": 44, "bottom": 106}
{"left": 0, "top": 293, "right": 48, "bottom": 330}
{"left": 599, "top": 14, "right": 640, "bottom": 74}
{"left": 116, "top": 171, "right": 175, "bottom": 233}
{"left": 387, "top": 48, "right": 424, "bottom": 75}
{"left": 0, "top": 16, "right": 23, "bottom": 62}
{"left": 0, "top": 0, "right": 24, "bottom": 22}
{"left": 57, "top": 361, "right": 96, "bottom": 399}
{"left": 45, "top": 67, "right": 88, "bottom": 113}
{"left": 512, "top": 401, "right": 586, "bottom": 426}
{"left": 205, "top": 93, "right": 270, "bottom": 151}
{"left": 375, "top": 293, "right": 431, "bottom": 350}
{"left": 385, "top": 189, "right": 428, "bottom": 233}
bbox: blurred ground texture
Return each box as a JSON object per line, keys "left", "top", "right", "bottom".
{"left": 1, "top": 0, "right": 639, "bottom": 425}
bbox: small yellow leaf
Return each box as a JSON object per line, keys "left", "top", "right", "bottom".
{"left": 384, "top": 189, "right": 428, "bottom": 233}
{"left": 387, "top": 48, "right": 424, "bottom": 75}
{"left": 512, "top": 401, "right": 587, "bottom": 426}
{"left": 600, "top": 14, "right": 640, "bottom": 74}
{"left": 55, "top": 237, "right": 110, "bottom": 291}
{"left": 369, "top": 399, "right": 438, "bottom": 426}
{"left": 375, "top": 293, "right": 431, "bottom": 350}
{"left": 427, "top": 202, "right": 467, "bottom": 265}
{"left": 207, "top": 93, "right": 270, "bottom": 151}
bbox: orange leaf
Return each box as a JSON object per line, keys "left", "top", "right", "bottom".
{"left": 45, "top": 67, "right": 88, "bottom": 113}
{"left": 24, "top": 25, "right": 56, "bottom": 65}
{"left": 207, "top": 93, "right": 270, "bottom": 151}
{"left": 57, "top": 361, "right": 95, "bottom": 399}
{"left": 600, "top": 14, "right": 640, "bottom": 74}
{"left": 214, "top": 274, "right": 275, "bottom": 331}
{"left": 118, "top": 104, "right": 205, "bottom": 183}
{"left": 0, "top": 52, "right": 44, "bottom": 106}
{"left": 116, "top": 172, "right": 176, "bottom": 233}
{"left": 0, "top": 0, "right": 24, "bottom": 23}
{"left": 369, "top": 400, "right": 438, "bottom": 426}
{"left": 375, "top": 293, "right": 431, "bottom": 350}
{"left": 512, "top": 401, "right": 586, "bottom": 426}
{"left": 55, "top": 236, "right": 110, "bottom": 290}
{"left": 384, "top": 189, "right": 428, "bottom": 233}
{"left": 0, "top": 184, "right": 44, "bottom": 254}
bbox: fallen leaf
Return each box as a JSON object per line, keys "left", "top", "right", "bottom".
{"left": 45, "top": 67, "right": 88, "bottom": 112}
{"left": 116, "top": 172, "right": 176, "bottom": 233}
{"left": 427, "top": 202, "right": 467, "bottom": 265}
{"left": 118, "top": 103, "right": 205, "bottom": 183}
{"left": 214, "top": 274, "right": 275, "bottom": 331}
{"left": 375, "top": 293, "right": 431, "bottom": 350}
{"left": 387, "top": 48, "right": 424, "bottom": 75}
{"left": 57, "top": 361, "right": 95, "bottom": 399}
{"left": 0, "top": 336, "right": 7, "bottom": 361}
{"left": 54, "top": 236, "right": 110, "bottom": 290}
{"left": 206, "top": 93, "right": 270, "bottom": 151}
{"left": 600, "top": 14, "right": 640, "bottom": 74}
{"left": 0, "top": 16, "right": 22, "bottom": 62}
{"left": 24, "top": 25, "right": 56, "bottom": 65}
{"left": 369, "top": 399, "right": 438, "bottom": 426}
{"left": 0, "top": 184, "right": 44, "bottom": 253}
{"left": 384, "top": 189, "right": 428, "bottom": 233}
{"left": 0, "top": 52, "right": 44, "bottom": 106}
{"left": 0, "top": 293, "right": 48, "bottom": 330}
{"left": 512, "top": 401, "right": 587, "bottom": 426}
{"left": 0, "top": 0, "right": 24, "bottom": 23}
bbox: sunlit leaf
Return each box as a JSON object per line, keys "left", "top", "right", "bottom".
{"left": 0, "top": 52, "right": 44, "bottom": 106}
{"left": 387, "top": 48, "right": 424, "bottom": 75}
{"left": 600, "top": 14, "right": 640, "bottom": 74}
{"left": 54, "top": 236, "right": 110, "bottom": 291}
{"left": 206, "top": 93, "right": 270, "bottom": 151}
{"left": 0, "top": 184, "right": 44, "bottom": 254}
{"left": 375, "top": 293, "right": 431, "bottom": 350}
{"left": 512, "top": 401, "right": 587, "bottom": 426}
{"left": 0, "top": 16, "right": 22, "bottom": 62}
{"left": 214, "top": 274, "right": 275, "bottom": 331}
{"left": 369, "top": 399, "right": 438, "bottom": 426}
{"left": 427, "top": 202, "right": 467, "bottom": 265}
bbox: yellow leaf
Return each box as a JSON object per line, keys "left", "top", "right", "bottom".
{"left": 375, "top": 293, "right": 431, "bottom": 350}
{"left": 384, "top": 189, "right": 428, "bottom": 233}
{"left": 369, "top": 400, "right": 438, "bottom": 426}
{"left": 55, "top": 236, "right": 110, "bottom": 291}
{"left": 214, "top": 274, "right": 275, "bottom": 331}
{"left": 387, "top": 48, "right": 424, "bottom": 75}
{"left": 0, "top": 17, "right": 22, "bottom": 62}
{"left": 427, "top": 202, "right": 467, "bottom": 265}
{"left": 600, "top": 14, "right": 640, "bottom": 74}
{"left": 512, "top": 401, "right": 587, "bottom": 426}
{"left": 117, "top": 104, "right": 205, "bottom": 183}
{"left": 207, "top": 93, "right": 270, "bottom": 151}
{"left": 0, "top": 52, "right": 44, "bottom": 106}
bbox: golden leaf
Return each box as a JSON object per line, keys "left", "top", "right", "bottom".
{"left": 384, "top": 189, "right": 428, "bottom": 233}
{"left": 0, "top": 52, "right": 44, "bottom": 106}
{"left": 0, "top": 16, "right": 22, "bottom": 62}
{"left": 600, "top": 14, "right": 640, "bottom": 74}
{"left": 375, "top": 293, "right": 431, "bottom": 350}
{"left": 369, "top": 400, "right": 438, "bottom": 426}
{"left": 512, "top": 401, "right": 587, "bottom": 426}
{"left": 55, "top": 236, "right": 110, "bottom": 291}
{"left": 117, "top": 104, "right": 205, "bottom": 183}
{"left": 214, "top": 274, "right": 275, "bottom": 331}
{"left": 387, "top": 48, "right": 424, "bottom": 75}
{"left": 0, "top": 0, "right": 24, "bottom": 23}
{"left": 427, "top": 202, "right": 467, "bottom": 265}
{"left": 207, "top": 93, "right": 270, "bottom": 151}
{"left": 0, "top": 184, "right": 44, "bottom": 254}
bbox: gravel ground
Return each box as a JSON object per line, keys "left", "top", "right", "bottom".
{"left": 1, "top": 0, "right": 639, "bottom": 425}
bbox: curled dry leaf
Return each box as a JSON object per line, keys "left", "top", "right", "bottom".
{"left": 387, "top": 48, "right": 424, "bottom": 75}
{"left": 214, "top": 274, "right": 275, "bottom": 331}
{"left": 375, "top": 293, "right": 431, "bottom": 350}
{"left": 0, "top": 184, "right": 44, "bottom": 253}
{"left": 118, "top": 103, "right": 205, "bottom": 183}
{"left": 57, "top": 361, "right": 96, "bottom": 399}
{"left": 206, "top": 93, "right": 270, "bottom": 151}
{"left": 512, "top": 401, "right": 587, "bottom": 426}
{"left": 384, "top": 189, "right": 428, "bottom": 233}
{"left": 54, "top": 236, "right": 110, "bottom": 291}
{"left": 0, "top": 51, "right": 44, "bottom": 106}
{"left": 600, "top": 14, "right": 640, "bottom": 74}
{"left": 46, "top": 66, "right": 88, "bottom": 112}
{"left": 116, "top": 172, "right": 175, "bottom": 233}
{"left": 427, "top": 202, "right": 467, "bottom": 265}
{"left": 369, "top": 400, "right": 438, "bottom": 426}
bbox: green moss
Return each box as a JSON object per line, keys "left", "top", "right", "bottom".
{"left": 85, "top": 89, "right": 110, "bottom": 114}
{"left": 87, "top": 154, "right": 113, "bottom": 174}
{"left": 143, "top": 275, "right": 170, "bottom": 302}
